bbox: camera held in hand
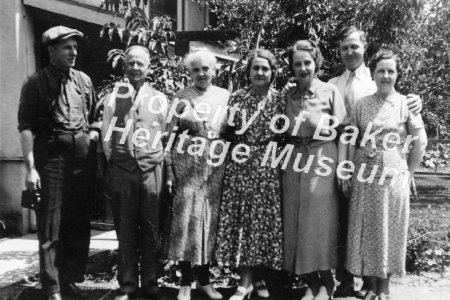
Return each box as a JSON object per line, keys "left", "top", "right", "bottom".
{"left": 21, "top": 189, "right": 42, "bottom": 210}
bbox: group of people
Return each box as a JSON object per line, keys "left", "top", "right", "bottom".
{"left": 18, "top": 24, "right": 427, "bottom": 300}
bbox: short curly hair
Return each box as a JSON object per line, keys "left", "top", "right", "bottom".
{"left": 246, "top": 49, "right": 278, "bottom": 83}
{"left": 184, "top": 49, "right": 217, "bottom": 71}
{"left": 368, "top": 48, "right": 402, "bottom": 83}
{"left": 288, "top": 40, "right": 323, "bottom": 73}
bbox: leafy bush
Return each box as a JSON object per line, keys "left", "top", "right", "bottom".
{"left": 194, "top": 0, "right": 450, "bottom": 138}
{"left": 421, "top": 144, "right": 450, "bottom": 170}
{"left": 407, "top": 212, "right": 450, "bottom": 274}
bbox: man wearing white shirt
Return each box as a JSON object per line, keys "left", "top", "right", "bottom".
{"left": 328, "top": 59, "right": 376, "bottom": 119}
{"left": 329, "top": 26, "right": 421, "bottom": 119}
{"left": 331, "top": 26, "right": 422, "bottom": 299}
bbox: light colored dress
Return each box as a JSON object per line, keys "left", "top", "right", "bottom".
{"left": 215, "top": 87, "right": 284, "bottom": 269}
{"left": 282, "top": 78, "right": 347, "bottom": 275}
{"left": 346, "top": 92, "right": 424, "bottom": 278}
{"left": 167, "top": 85, "right": 230, "bottom": 265}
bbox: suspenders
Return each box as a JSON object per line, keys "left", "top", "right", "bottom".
{"left": 35, "top": 68, "right": 90, "bottom": 131}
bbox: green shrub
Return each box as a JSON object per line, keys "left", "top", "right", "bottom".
{"left": 407, "top": 213, "right": 450, "bottom": 274}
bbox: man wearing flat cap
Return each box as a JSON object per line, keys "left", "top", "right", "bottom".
{"left": 18, "top": 26, "right": 101, "bottom": 300}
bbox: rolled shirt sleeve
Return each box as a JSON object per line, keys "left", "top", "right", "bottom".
{"left": 18, "top": 75, "right": 39, "bottom": 133}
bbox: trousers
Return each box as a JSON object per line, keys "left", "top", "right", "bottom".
{"left": 336, "top": 189, "right": 355, "bottom": 287}
{"left": 106, "top": 162, "right": 163, "bottom": 294}
{"left": 34, "top": 130, "right": 96, "bottom": 295}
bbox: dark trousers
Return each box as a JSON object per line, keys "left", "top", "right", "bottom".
{"left": 35, "top": 131, "right": 96, "bottom": 295}
{"left": 107, "top": 162, "right": 162, "bottom": 294}
{"left": 336, "top": 189, "right": 354, "bottom": 288}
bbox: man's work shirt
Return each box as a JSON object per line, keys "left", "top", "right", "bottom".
{"left": 102, "top": 82, "right": 168, "bottom": 172}
{"left": 328, "top": 64, "right": 376, "bottom": 118}
{"left": 18, "top": 65, "right": 99, "bottom": 133}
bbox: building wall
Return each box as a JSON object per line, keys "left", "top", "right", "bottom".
{"left": 177, "top": 0, "right": 209, "bottom": 31}
{"left": 0, "top": 0, "right": 36, "bottom": 233}
{"left": 0, "top": 0, "right": 35, "bottom": 160}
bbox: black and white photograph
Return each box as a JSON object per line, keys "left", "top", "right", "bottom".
{"left": 0, "top": 0, "right": 449, "bottom": 299}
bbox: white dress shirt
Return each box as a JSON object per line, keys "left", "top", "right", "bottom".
{"left": 328, "top": 64, "right": 376, "bottom": 118}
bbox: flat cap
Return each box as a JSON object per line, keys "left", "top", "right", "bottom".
{"left": 41, "top": 26, "right": 83, "bottom": 44}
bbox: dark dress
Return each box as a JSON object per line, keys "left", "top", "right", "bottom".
{"left": 215, "top": 87, "right": 284, "bottom": 269}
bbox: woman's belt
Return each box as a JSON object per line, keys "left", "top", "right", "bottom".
{"left": 287, "top": 136, "right": 331, "bottom": 148}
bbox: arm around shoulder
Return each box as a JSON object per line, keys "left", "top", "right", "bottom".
{"left": 406, "top": 93, "right": 423, "bottom": 114}
{"left": 407, "top": 127, "right": 427, "bottom": 175}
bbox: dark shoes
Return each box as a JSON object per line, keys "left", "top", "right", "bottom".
{"left": 334, "top": 286, "right": 366, "bottom": 298}
{"left": 48, "top": 292, "right": 62, "bottom": 300}
{"left": 60, "top": 282, "right": 88, "bottom": 298}
{"left": 334, "top": 286, "right": 353, "bottom": 298}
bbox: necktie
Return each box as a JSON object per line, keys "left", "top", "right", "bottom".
{"left": 58, "top": 73, "right": 73, "bottom": 128}
{"left": 344, "top": 71, "right": 355, "bottom": 116}
{"left": 60, "top": 73, "right": 69, "bottom": 104}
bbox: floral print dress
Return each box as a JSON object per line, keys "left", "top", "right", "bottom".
{"left": 214, "top": 87, "right": 284, "bottom": 269}
{"left": 346, "top": 93, "right": 425, "bottom": 278}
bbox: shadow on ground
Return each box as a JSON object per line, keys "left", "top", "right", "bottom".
{"left": 1, "top": 284, "right": 305, "bottom": 300}
{"left": 0, "top": 250, "right": 306, "bottom": 300}
{"left": 0, "top": 250, "right": 39, "bottom": 287}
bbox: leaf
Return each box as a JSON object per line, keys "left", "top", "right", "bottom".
{"left": 149, "top": 40, "right": 157, "bottom": 51}
{"left": 107, "top": 49, "right": 124, "bottom": 64}
{"left": 112, "top": 55, "right": 123, "bottom": 70}
{"left": 425, "top": 160, "right": 436, "bottom": 168}
{"left": 100, "top": 26, "right": 109, "bottom": 39}
{"left": 108, "top": 28, "right": 115, "bottom": 42}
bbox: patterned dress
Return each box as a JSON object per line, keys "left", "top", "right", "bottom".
{"left": 167, "top": 85, "right": 230, "bottom": 265}
{"left": 215, "top": 87, "right": 284, "bottom": 270}
{"left": 346, "top": 93, "right": 425, "bottom": 278}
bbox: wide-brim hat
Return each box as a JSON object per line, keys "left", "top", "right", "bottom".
{"left": 42, "top": 26, "right": 84, "bottom": 45}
